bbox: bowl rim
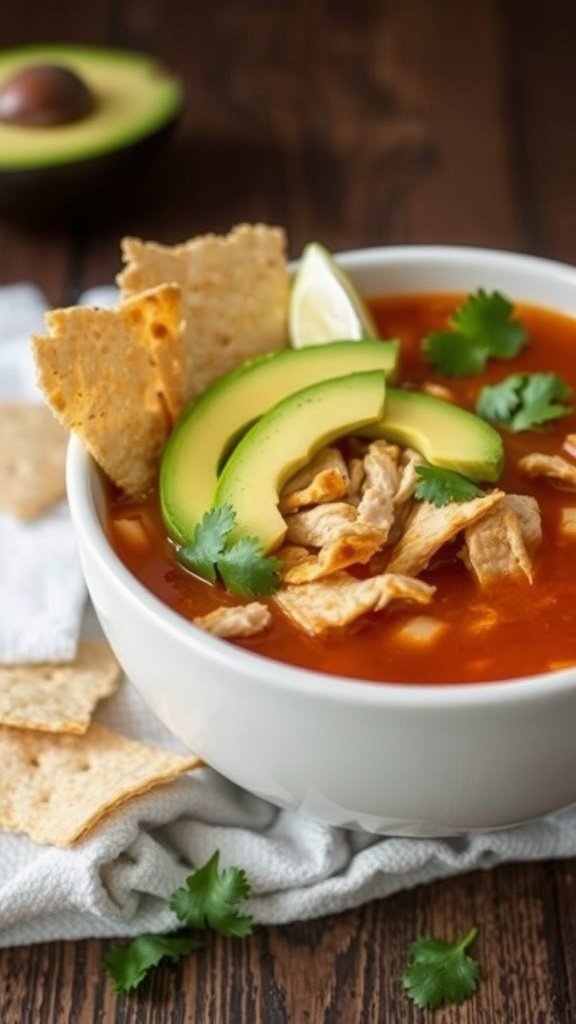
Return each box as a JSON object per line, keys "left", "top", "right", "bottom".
{"left": 67, "top": 242, "right": 576, "bottom": 709}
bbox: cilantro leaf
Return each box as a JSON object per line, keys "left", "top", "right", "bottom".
{"left": 423, "top": 290, "right": 527, "bottom": 376}
{"left": 452, "top": 290, "right": 526, "bottom": 358}
{"left": 103, "top": 933, "right": 204, "bottom": 994}
{"left": 414, "top": 464, "right": 484, "bottom": 506}
{"left": 177, "top": 504, "right": 281, "bottom": 596}
{"left": 170, "top": 851, "right": 253, "bottom": 938}
{"left": 177, "top": 505, "right": 236, "bottom": 582}
{"left": 402, "top": 927, "right": 480, "bottom": 1010}
{"left": 422, "top": 330, "right": 489, "bottom": 377}
{"left": 218, "top": 538, "right": 282, "bottom": 597}
{"left": 476, "top": 372, "right": 572, "bottom": 431}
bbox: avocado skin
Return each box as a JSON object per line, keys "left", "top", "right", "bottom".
{"left": 0, "top": 119, "right": 177, "bottom": 227}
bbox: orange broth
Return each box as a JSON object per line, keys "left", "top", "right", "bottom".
{"left": 107, "top": 293, "right": 576, "bottom": 685}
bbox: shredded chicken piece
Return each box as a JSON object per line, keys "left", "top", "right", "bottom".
{"left": 560, "top": 508, "right": 576, "bottom": 538}
{"left": 279, "top": 447, "right": 349, "bottom": 513}
{"left": 194, "top": 603, "right": 271, "bottom": 638}
{"left": 276, "top": 545, "right": 311, "bottom": 572}
{"left": 518, "top": 453, "right": 576, "bottom": 490}
{"left": 347, "top": 457, "right": 365, "bottom": 505}
{"left": 502, "top": 494, "right": 542, "bottom": 550}
{"left": 394, "top": 449, "right": 423, "bottom": 507}
{"left": 396, "top": 616, "right": 446, "bottom": 644}
{"left": 284, "top": 502, "right": 357, "bottom": 546}
{"left": 283, "top": 528, "right": 386, "bottom": 584}
{"left": 463, "top": 504, "right": 535, "bottom": 585}
{"left": 387, "top": 490, "right": 504, "bottom": 577}
{"left": 563, "top": 434, "right": 576, "bottom": 459}
{"left": 421, "top": 381, "right": 455, "bottom": 402}
{"left": 357, "top": 441, "right": 399, "bottom": 534}
{"left": 274, "top": 571, "right": 435, "bottom": 636}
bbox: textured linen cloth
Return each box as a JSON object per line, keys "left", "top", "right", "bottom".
{"left": 1, "top": 282, "right": 576, "bottom": 947}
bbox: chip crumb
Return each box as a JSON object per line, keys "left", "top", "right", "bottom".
{"left": 118, "top": 223, "right": 289, "bottom": 400}
{"left": 0, "top": 723, "right": 200, "bottom": 846}
{"left": 0, "top": 403, "right": 68, "bottom": 520}
{"left": 0, "top": 641, "right": 121, "bottom": 735}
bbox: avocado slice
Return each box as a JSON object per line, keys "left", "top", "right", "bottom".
{"left": 0, "top": 46, "right": 182, "bottom": 223}
{"left": 160, "top": 340, "right": 398, "bottom": 543}
{"left": 214, "top": 371, "right": 387, "bottom": 552}
{"left": 363, "top": 388, "right": 503, "bottom": 481}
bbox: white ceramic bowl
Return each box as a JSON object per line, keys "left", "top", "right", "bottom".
{"left": 67, "top": 245, "right": 576, "bottom": 837}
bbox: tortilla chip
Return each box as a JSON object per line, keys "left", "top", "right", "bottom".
{"left": 118, "top": 223, "right": 289, "bottom": 399}
{"left": 0, "top": 403, "right": 68, "bottom": 519}
{"left": 0, "top": 722, "right": 200, "bottom": 846}
{"left": 32, "top": 285, "right": 185, "bottom": 496}
{"left": 0, "top": 641, "right": 121, "bottom": 734}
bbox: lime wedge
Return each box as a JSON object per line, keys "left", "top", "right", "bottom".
{"left": 289, "top": 242, "right": 377, "bottom": 348}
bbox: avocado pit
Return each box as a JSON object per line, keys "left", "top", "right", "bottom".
{"left": 0, "top": 64, "right": 94, "bottom": 126}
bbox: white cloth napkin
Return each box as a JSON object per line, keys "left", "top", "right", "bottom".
{"left": 1, "top": 282, "right": 576, "bottom": 948}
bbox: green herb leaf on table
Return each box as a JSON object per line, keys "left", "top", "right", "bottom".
{"left": 414, "top": 464, "right": 484, "bottom": 506}
{"left": 170, "top": 850, "right": 254, "bottom": 938}
{"left": 476, "top": 372, "right": 572, "bottom": 431}
{"left": 103, "top": 933, "right": 204, "bottom": 994}
{"left": 104, "top": 850, "right": 253, "bottom": 993}
{"left": 177, "top": 503, "right": 281, "bottom": 596}
{"left": 402, "top": 927, "right": 480, "bottom": 1010}
{"left": 423, "top": 289, "right": 527, "bottom": 376}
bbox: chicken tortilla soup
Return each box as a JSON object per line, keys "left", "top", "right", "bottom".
{"left": 106, "top": 290, "right": 576, "bottom": 686}
{"left": 30, "top": 227, "right": 576, "bottom": 685}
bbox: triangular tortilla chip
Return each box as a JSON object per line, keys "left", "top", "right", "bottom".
{"left": 32, "top": 284, "right": 185, "bottom": 496}
{"left": 118, "top": 223, "right": 289, "bottom": 398}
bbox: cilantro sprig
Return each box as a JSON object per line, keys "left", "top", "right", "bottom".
{"left": 177, "top": 505, "right": 281, "bottom": 597}
{"left": 402, "top": 927, "right": 480, "bottom": 1010}
{"left": 423, "top": 290, "right": 527, "bottom": 376}
{"left": 169, "top": 850, "right": 253, "bottom": 937}
{"left": 476, "top": 371, "right": 572, "bottom": 432}
{"left": 104, "top": 851, "right": 253, "bottom": 994}
{"left": 414, "top": 464, "right": 484, "bottom": 506}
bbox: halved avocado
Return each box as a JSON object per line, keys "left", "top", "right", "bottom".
{"left": 0, "top": 45, "right": 182, "bottom": 223}
{"left": 214, "top": 371, "right": 386, "bottom": 552}
{"left": 363, "top": 388, "right": 504, "bottom": 481}
{"left": 160, "top": 340, "right": 398, "bottom": 544}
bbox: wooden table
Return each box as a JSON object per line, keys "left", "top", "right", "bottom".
{"left": 1, "top": 1, "right": 576, "bottom": 1020}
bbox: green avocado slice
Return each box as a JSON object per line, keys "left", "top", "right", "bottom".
{"left": 214, "top": 371, "right": 387, "bottom": 552}
{"left": 363, "top": 388, "right": 504, "bottom": 481}
{"left": 0, "top": 46, "right": 182, "bottom": 169}
{"left": 160, "top": 340, "right": 398, "bottom": 543}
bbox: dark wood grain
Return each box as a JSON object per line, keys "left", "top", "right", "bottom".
{"left": 1, "top": 0, "right": 576, "bottom": 1020}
